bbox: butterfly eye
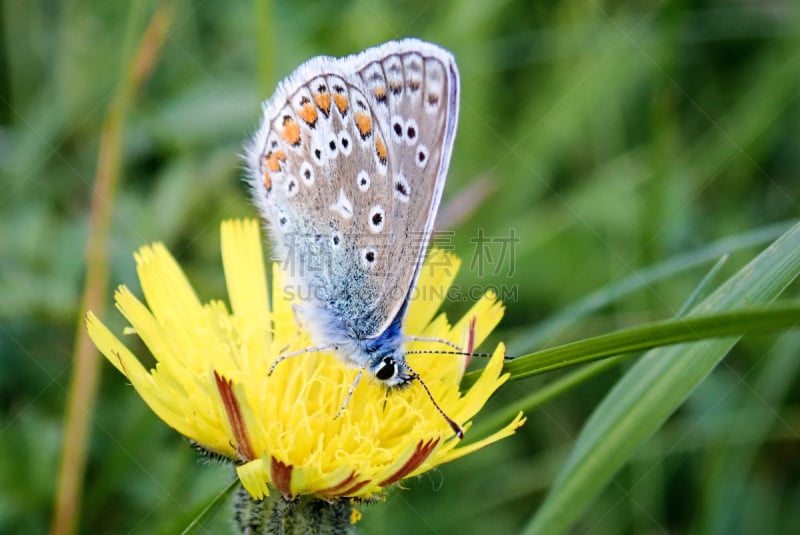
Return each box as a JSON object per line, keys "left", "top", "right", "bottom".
{"left": 375, "top": 357, "right": 396, "bottom": 381}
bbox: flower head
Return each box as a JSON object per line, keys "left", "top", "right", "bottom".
{"left": 87, "top": 219, "right": 524, "bottom": 500}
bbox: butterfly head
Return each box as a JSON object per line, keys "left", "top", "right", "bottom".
{"left": 368, "top": 351, "right": 412, "bottom": 388}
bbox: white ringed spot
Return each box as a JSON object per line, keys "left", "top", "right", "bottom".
{"left": 300, "top": 161, "right": 314, "bottom": 186}
{"left": 404, "top": 118, "right": 418, "bottom": 146}
{"left": 361, "top": 247, "right": 378, "bottom": 269}
{"left": 338, "top": 130, "right": 353, "bottom": 156}
{"left": 368, "top": 205, "right": 385, "bottom": 233}
{"left": 285, "top": 176, "right": 299, "bottom": 198}
{"left": 357, "top": 170, "right": 370, "bottom": 192}
{"left": 415, "top": 145, "right": 429, "bottom": 168}
{"left": 393, "top": 173, "right": 410, "bottom": 202}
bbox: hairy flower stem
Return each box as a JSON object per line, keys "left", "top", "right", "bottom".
{"left": 234, "top": 486, "right": 355, "bottom": 534}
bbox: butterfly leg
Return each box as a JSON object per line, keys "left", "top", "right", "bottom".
{"left": 269, "top": 345, "right": 337, "bottom": 376}
{"left": 277, "top": 304, "right": 309, "bottom": 354}
{"left": 334, "top": 368, "right": 365, "bottom": 420}
{"left": 290, "top": 304, "right": 307, "bottom": 330}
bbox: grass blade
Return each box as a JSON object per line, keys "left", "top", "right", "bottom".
{"left": 523, "top": 222, "right": 800, "bottom": 535}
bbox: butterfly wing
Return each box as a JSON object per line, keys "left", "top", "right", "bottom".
{"left": 245, "top": 39, "right": 458, "bottom": 345}
{"left": 353, "top": 40, "right": 459, "bottom": 337}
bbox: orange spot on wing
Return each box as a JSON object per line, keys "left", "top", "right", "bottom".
{"left": 375, "top": 137, "right": 387, "bottom": 164}
{"left": 281, "top": 117, "right": 301, "bottom": 146}
{"left": 373, "top": 86, "right": 387, "bottom": 102}
{"left": 314, "top": 93, "right": 331, "bottom": 116}
{"left": 298, "top": 101, "right": 317, "bottom": 126}
{"left": 354, "top": 112, "right": 372, "bottom": 139}
{"left": 265, "top": 150, "right": 286, "bottom": 172}
{"left": 333, "top": 94, "right": 349, "bottom": 115}
{"left": 263, "top": 171, "right": 272, "bottom": 191}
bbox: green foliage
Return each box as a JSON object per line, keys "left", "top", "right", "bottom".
{"left": 2, "top": 1, "right": 798, "bottom": 533}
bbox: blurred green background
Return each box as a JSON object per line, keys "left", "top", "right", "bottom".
{"left": 2, "top": 1, "right": 799, "bottom": 533}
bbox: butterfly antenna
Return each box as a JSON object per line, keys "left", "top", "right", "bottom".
{"left": 405, "top": 318, "right": 512, "bottom": 359}
{"left": 404, "top": 349, "right": 504, "bottom": 359}
{"left": 404, "top": 364, "right": 464, "bottom": 439}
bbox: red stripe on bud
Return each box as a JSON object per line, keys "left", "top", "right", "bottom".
{"left": 270, "top": 457, "right": 294, "bottom": 498}
{"left": 465, "top": 316, "right": 477, "bottom": 371}
{"left": 213, "top": 371, "right": 256, "bottom": 461}
{"left": 378, "top": 438, "right": 440, "bottom": 487}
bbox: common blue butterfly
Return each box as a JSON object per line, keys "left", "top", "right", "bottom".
{"left": 245, "top": 39, "right": 461, "bottom": 436}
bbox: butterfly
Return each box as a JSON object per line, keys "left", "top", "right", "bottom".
{"left": 245, "top": 39, "right": 462, "bottom": 436}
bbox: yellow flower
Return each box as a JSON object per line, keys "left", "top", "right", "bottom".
{"left": 87, "top": 219, "right": 524, "bottom": 500}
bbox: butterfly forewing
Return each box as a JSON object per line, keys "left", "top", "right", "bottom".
{"left": 246, "top": 39, "right": 458, "bottom": 345}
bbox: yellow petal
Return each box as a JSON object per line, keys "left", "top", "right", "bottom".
{"left": 438, "top": 412, "right": 526, "bottom": 465}
{"left": 450, "top": 290, "right": 505, "bottom": 354}
{"left": 221, "top": 219, "right": 270, "bottom": 323}
{"left": 136, "top": 243, "right": 202, "bottom": 323}
{"left": 86, "top": 312, "right": 195, "bottom": 438}
{"left": 237, "top": 459, "right": 271, "bottom": 499}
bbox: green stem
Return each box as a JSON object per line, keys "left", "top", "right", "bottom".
{"left": 462, "top": 302, "right": 800, "bottom": 387}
